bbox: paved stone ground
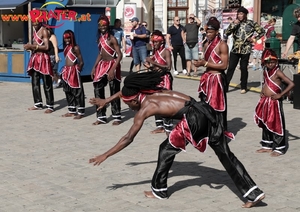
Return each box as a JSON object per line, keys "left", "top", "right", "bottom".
{"left": 1, "top": 57, "right": 300, "bottom": 212}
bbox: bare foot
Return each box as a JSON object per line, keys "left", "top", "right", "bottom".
{"left": 151, "top": 127, "right": 165, "bottom": 134}
{"left": 270, "top": 151, "right": 282, "bottom": 157}
{"left": 92, "top": 120, "right": 106, "bottom": 125}
{"left": 256, "top": 148, "right": 272, "bottom": 153}
{"left": 28, "top": 106, "right": 42, "bottom": 110}
{"left": 44, "top": 109, "right": 54, "bottom": 114}
{"left": 144, "top": 191, "right": 158, "bottom": 199}
{"left": 74, "top": 115, "right": 84, "bottom": 120}
{"left": 62, "top": 113, "right": 76, "bottom": 117}
{"left": 242, "top": 194, "right": 265, "bottom": 208}
{"left": 112, "top": 121, "right": 121, "bottom": 126}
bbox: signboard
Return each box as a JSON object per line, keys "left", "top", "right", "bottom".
{"left": 124, "top": 3, "right": 136, "bottom": 34}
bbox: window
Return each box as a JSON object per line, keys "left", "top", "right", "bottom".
{"left": 167, "top": 0, "right": 188, "bottom": 27}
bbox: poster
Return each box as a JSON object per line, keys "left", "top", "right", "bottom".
{"left": 124, "top": 3, "right": 136, "bottom": 34}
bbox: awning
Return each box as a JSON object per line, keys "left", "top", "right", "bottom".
{"left": 0, "top": 0, "right": 30, "bottom": 10}
{"left": 66, "top": 0, "right": 120, "bottom": 7}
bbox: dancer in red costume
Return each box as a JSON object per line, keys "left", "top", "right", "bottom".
{"left": 61, "top": 30, "right": 85, "bottom": 119}
{"left": 25, "top": 15, "right": 54, "bottom": 113}
{"left": 254, "top": 49, "right": 294, "bottom": 156}
{"left": 144, "top": 30, "right": 173, "bottom": 134}
{"left": 194, "top": 17, "right": 234, "bottom": 140}
{"left": 91, "top": 15, "right": 122, "bottom": 125}
{"left": 89, "top": 71, "right": 265, "bottom": 208}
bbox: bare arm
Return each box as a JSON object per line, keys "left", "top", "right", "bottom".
{"left": 166, "top": 33, "right": 173, "bottom": 50}
{"left": 282, "top": 35, "right": 296, "bottom": 58}
{"left": 89, "top": 107, "right": 150, "bottom": 166}
{"left": 122, "top": 35, "right": 126, "bottom": 53}
{"left": 194, "top": 41, "right": 229, "bottom": 70}
{"left": 145, "top": 49, "right": 172, "bottom": 71}
{"left": 50, "top": 35, "right": 59, "bottom": 62}
{"left": 271, "top": 70, "right": 295, "bottom": 100}
{"left": 107, "top": 36, "right": 123, "bottom": 81}
{"left": 73, "top": 46, "right": 84, "bottom": 71}
{"left": 89, "top": 91, "right": 121, "bottom": 110}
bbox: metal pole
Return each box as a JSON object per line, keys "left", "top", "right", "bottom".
{"left": 28, "top": 2, "right": 32, "bottom": 44}
{"left": 196, "top": 0, "right": 199, "bottom": 17}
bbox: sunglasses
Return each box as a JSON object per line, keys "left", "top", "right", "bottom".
{"left": 142, "top": 24, "right": 147, "bottom": 27}
{"left": 175, "top": 19, "right": 180, "bottom": 21}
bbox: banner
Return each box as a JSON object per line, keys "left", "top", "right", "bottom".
{"left": 124, "top": 3, "right": 136, "bottom": 34}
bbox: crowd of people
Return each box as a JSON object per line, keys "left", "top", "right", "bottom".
{"left": 25, "top": 7, "right": 298, "bottom": 209}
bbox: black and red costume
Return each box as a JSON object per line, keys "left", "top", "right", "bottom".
{"left": 27, "top": 27, "right": 54, "bottom": 110}
{"left": 254, "top": 65, "right": 287, "bottom": 154}
{"left": 152, "top": 45, "right": 173, "bottom": 132}
{"left": 198, "top": 35, "right": 234, "bottom": 140}
{"left": 121, "top": 92, "right": 265, "bottom": 203}
{"left": 61, "top": 44, "right": 85, "bottom": 115}
{"left": 93, "top": 33, "right": 121, "bottom": 123}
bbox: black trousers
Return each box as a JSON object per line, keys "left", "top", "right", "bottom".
{"left": 226, "top": 52, "right": 250, "bottom": 90}
{"left": 172, "top": 45, "right": 186, "bottom": 71}
{"left": 94, "top": 76, "right": 121, "bottom": 123}
{"left": 30, "top": 69, "right": 54, "bottom": 110}
{"left": 62, "top": 79, "right": 85, "bottom": 115}
{"left": 260, "top": 100, "right": 287, "bottom": 154}
{"left": 151, "top": 135, "right": 264, "bottom": 201}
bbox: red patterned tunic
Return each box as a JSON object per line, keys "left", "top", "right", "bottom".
{"left": 27, "top": 27, "right": 53, "bottom": 76}
{"left": 93, "top": 33, "right": 121, "bottom": 82}
{"left": 254, "top": 66, "right": 284, "bottom": 136}
{"left": 152, "top": 46, "right": 172, "bottom": 90}
{"left": 61, "top": 45, "right": 81, "bottom": 88}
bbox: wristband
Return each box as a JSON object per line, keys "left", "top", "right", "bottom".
{"left": 204, "top": 61, "right": 208, "bottom": 67}
{"left": 35, "top": 45, "right": 39, "bottom": 50}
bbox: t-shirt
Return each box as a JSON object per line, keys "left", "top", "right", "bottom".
{"left": 167, "top": 24, "right": 184, "bottom": 46}
{"left": 183, "top": 23, "right": 200, "bottom": 43}
{"left": 111, "top": 27, "right": 124, "bottom": 48}
{"left": 253, "top": 36, "right": 265, "bottom": 51}
{"left": 131, "top": 25, "right": 147, "bottom": 47}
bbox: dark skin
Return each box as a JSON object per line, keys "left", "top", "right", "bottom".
{"left": 257, "top": 60, "right": 294, "bottom": 157}
{"left": 24, "top": 22, "right": 49, "bottom": 53}
{"left": 91, "top": 23, "right": 122, "bottom": 82}
{"left": 25, "top": 22, "right": 51, "bottom": 113}
{"left": 89, "top": 90, "right": 190, "bottom": 166}
{"left": 144, "top": 39, "right": 172, "bottom": 133}
{"left": 260, "top": 60, "right": 294, "bottom": 100}
{"left": 193, "top": 29, "right": 228, "bottom": 73}
{"left": 144, "top": 40, "right": 172, "bottom": 71}
{"left": 61, "top": 37, "right": 85, "bottom": 119}
{"left": 88, "top": 90, "right": 264, "bottom": 208}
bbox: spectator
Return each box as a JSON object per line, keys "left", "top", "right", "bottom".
{"left": 264, "top": 18, "right": 276, "bottom": 39}
{"left": 46, "top": 28, "right": 61, "bottom": 89}
{"left": 111, "top": 19, "right": 126, "bottom": 54}
{"left": 166, "top": 16, "right": 187, "bottom": 75}
{"left": 282, "top": 8, "right": 300, "bottom": 58}
{"left": 141, "top": 21, "right": 151, "bottom": 56}
{"left": 251, "top": 36, "right": 265, "bottom": 71}
{"left": 130, "top": 17, "right": 147, "bottom": 71}
{"left": 224, "top": 7, "right": 265, "bottom": 94}
{"left": 182, "top": 14, "right": 201, "bottom": 77}
{"left": 223, "top": 17, "right": 234, "bottom": 53}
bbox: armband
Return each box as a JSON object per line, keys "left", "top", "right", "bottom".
{"left": 35, "top": 45, "right": 39, "bottom": 50}
{"left": 204, "top": 61, "right": 208, "bottom": 67}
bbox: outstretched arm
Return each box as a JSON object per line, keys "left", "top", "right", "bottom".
{"left": 89, "top": 111, "right": 146, "bottom": 166}
{"left": 89, "top": 91, "right": 121, "bottom": 111}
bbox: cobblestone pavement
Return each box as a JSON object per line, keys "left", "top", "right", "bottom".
{"left": 1, "top": 57, "right": 300, "bottom": 212}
